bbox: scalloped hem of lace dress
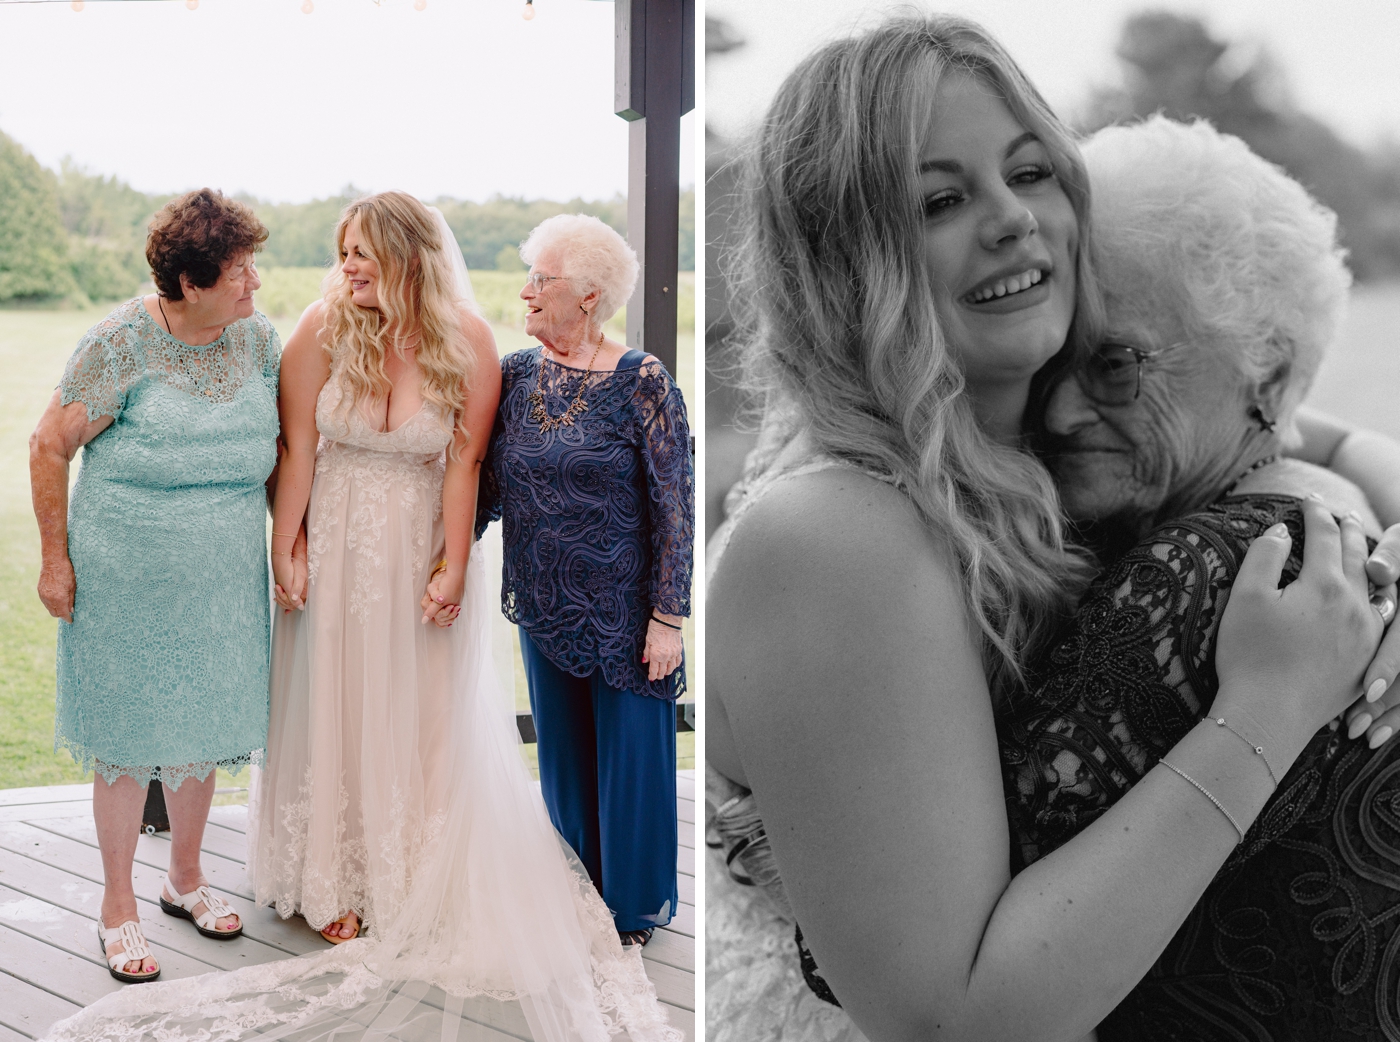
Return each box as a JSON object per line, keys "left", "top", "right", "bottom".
{"left": 56, "top": 738, "right": 263, "bottom": 790}
{"left": 706, "top": 843, "right": 867, "bottom": 1042}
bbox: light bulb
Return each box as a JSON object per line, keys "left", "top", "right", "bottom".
{"left": 186, "top": 0, "right": 199, "bottom": 8}
{"left": 301, "top": 0, "right": 313, "bottom": 11}
{"left": 70, "top": 0, "right": 84, "bottom": 10}
{"left": 522, "top": 2, "right": 535, "bottom": 20}
{"left": 414, "top": 0, "right": 426, "bottom": 9}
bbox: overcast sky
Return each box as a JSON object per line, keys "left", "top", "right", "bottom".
{"left": 0, "top": 0, "right": 695, "bottom": 203}
{"left": 707, "top": 0, "right": 1400, "bottom": 150}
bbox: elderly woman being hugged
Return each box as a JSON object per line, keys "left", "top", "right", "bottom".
{"left": 29, "top": 189, "right": 278, "bottom": 982}
{"left": 479, "top": 214, "right": 694, "bottom": 949}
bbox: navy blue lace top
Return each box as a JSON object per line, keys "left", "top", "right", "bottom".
{"left": 477, "top": 347, "right": 693, "bottom": 699}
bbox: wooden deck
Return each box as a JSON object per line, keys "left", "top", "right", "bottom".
{"left": 0, "top": 773, "right": 695, "bottom": 1041}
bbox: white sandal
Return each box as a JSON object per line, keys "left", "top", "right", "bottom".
{"left": 159, "top": 877, "right": 243, "bottom": 940}
{"left": 98, "top": 920, "right": 160, "bottom": 983}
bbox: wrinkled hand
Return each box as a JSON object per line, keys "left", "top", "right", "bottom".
{"left": 642, "top": 615, "right": 684, "bottom": 683}
{"left": 38, "top": 554, "right": 76, "bottom": 623}
{"left": 420, "top": 566, "right": 464, "bottom": 628}
{"left": 1216, "top": 499, "right": 1383, "bottom": 754}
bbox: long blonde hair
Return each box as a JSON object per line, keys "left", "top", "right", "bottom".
{"left": 733, "top": 15, "right": 1100, "bottom": 700}
{"left": 321, "top": 191, "right": 476, "bottom": 433}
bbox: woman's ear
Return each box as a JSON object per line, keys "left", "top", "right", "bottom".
{"left": 1252, "top": 357, "right": 1292, "bottom": 422}
{"left": 178, "top": 272, "right": 197, "bottom": 303}
{"left": 580, "top": 286, "right": 602, "bottom": 314}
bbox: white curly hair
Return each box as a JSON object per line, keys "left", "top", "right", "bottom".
{"left": 519, "top": 214, "right": 639, "bottom": 323}
{"left": 1083, "top": 115, "right": 1351, "bottom": 443}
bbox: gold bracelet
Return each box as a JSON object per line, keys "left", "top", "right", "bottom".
{"left": 272, "top": 549, "right": 292, "bottom": 556}
{"left": 1210, "top": 717, "right": 1279, "bottom": 787}
{"left": 272, "top": 531, "right": 298, "bottom": 539}
{"left": 1158, "top": 758, "right": 1245, "bottom": 843}
{"left": 430, "top": 558, "right": 448, "bottom": 578}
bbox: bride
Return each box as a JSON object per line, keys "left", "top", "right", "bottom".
{"left": 44, "top": 191, "right": 680, "bottom": 1042}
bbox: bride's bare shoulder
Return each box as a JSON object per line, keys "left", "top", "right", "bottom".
{"left": 711, "top": 465, "right": 967, "bottom": 660}
{"left": 717, "top": 466, "right": 953, "bottom": 582}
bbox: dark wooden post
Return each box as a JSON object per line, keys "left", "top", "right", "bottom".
{"left": 614, "top": 0, "right": 694, "bottom": 377}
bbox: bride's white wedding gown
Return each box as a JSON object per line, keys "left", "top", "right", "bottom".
{"left": 43, "top": 367, "right": 680, "bottom": 1042}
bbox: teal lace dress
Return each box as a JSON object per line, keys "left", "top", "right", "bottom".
{"left": 55, "top": 298, "right": 280, "bottom": 788}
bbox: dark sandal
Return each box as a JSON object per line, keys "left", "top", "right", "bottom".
{"left": 98, "top": 921, "right": 161, "bottom": 983}
{"left": 619, "top": 927, "right": 654, "bottom": 948}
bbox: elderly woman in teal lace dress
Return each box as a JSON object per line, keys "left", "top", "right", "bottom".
{"left": 29, "top": 189, "right": 280, "bottom": 983}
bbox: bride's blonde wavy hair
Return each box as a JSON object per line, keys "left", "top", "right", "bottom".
{"left": 731, "top": 14, "right": 1102, "bottom": 701}
{"left": 321, "top": 191, "right": 475, "bottom": 437}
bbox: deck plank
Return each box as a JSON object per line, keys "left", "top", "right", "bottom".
{"left": 0, "top": 785, "right": 92, "bottom": 809}
{"left": 0, "top": 969, "right": 81, "bottom": 1039}
{"left": 0, "top": 1020, "right": 34, "bottom": 1042}
{"left": 640, "top": 925, "right": 693, "bottom": 973}
{"left": 0, "top": 821, "right": 324, "bottom": 956}
{"left": 2, "top": 777, "right": 693, "bottom": 1037}
{"left": 0, "top": 848, "right": 289, "bottom": 971}
{"left": 0, "top": 882, "right": 217, "bottom": 981}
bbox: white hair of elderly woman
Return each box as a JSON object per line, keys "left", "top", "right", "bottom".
{"left": 1083, "top": 115, "right": 1352, "bottom": 444}
{"left": 520, "top": 213, "right": 639, "bottom": 323}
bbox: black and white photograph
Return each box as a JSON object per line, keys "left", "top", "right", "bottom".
{"left": 705, "top": 2, "right": 1400, "bottom": 1040}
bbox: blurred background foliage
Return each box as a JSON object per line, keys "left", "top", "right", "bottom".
{"left": 1078, "top": 11, "right": 1400, "bottom": 281}
{"left": 0, "top": 131, "right": 694, "bottom": 307}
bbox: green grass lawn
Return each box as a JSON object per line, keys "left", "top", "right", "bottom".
{"left": 0, "top": 297, "right": 694, "bottom": 792}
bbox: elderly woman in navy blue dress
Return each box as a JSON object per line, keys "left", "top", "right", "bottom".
{"left": 477, "top": 214, "right": 693, "bottom": 948}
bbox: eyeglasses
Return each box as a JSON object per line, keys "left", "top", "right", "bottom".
{"left": 1075, "top": 342, "right": 1163, "bottom": 406}
{"left": 524, "top": 272, "right": 570, "bottom": 292}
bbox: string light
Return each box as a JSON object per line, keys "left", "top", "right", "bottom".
{"left": 185, "top": 0, "right": 197, "bottom": 8}
{"left": 522, "top": 0, "right": 533, "bottom": 19}
{"left": 414, "top": 0, "right": 426, "bottom": 8}
{"left": 300, "top": 0, "right": 312, "bottom": 11}
{"left": 70, "top": 0, "right": 83, "bottom": 9}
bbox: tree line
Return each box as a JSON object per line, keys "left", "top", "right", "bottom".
{"left": 0, "top": 130, "right": 694, "bottom": 304}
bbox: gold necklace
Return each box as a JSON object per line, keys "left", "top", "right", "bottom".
{"left": 529, "top": 331, "right": 605, "bottom": 432}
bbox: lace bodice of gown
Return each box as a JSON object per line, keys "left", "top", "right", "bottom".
{"left": 306, "top": 375, "right": 454, "bottom": 603}
{"left": 1002, "top": 494, "right": 1400, "bottom": 1041}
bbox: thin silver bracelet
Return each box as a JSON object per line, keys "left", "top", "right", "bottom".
{"left": 1158, "top": 758, "right": 1246, "bottom": 843}
{"left": 1211, "top": 717, "right": 1280, "bottom": 787}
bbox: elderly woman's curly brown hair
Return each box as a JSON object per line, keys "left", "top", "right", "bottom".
{"left": 146, "top": 189, "right": 268, "bottom": 300}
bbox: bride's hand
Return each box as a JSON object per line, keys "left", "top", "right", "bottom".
{"left": 273, "top": 528, "right": 309, "bottom": 613}
{"left": 420, "top": 566, "right": 464, "bottom": 628}
{"left": 1215, "top": 498, "right": 1383, "bottom": 757}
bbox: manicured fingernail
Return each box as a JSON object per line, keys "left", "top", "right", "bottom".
{"left": 1307, "top": 491, "right": 1325, "bottom": 502}
{"left": 1370, "top": 726, "right": 1393, "bottom": 749}
{"left": 1349, "top": 713, "right": 1372, "bottom": 739}
{"left": 1266, "top": 523, "right": 1289, "bottom": 538}
{"left": 1368, "top": 677, "right": 1389, "bottom": 702}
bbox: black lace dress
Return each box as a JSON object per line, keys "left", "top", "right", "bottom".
{"left": 1002, "top": 494, "right": 1400, "bottom": 1041}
